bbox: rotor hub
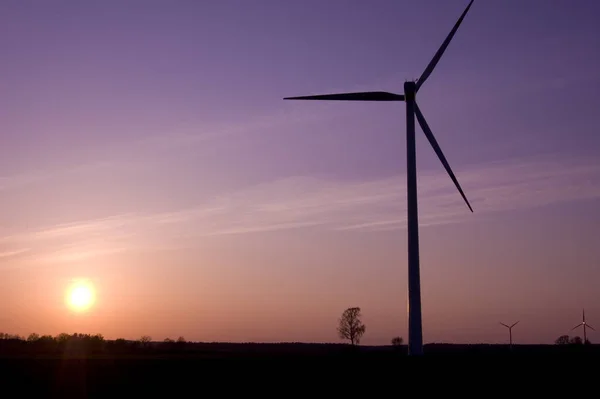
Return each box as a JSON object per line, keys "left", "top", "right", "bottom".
{"left": 404, "top": 81, "right": 416, "bottom": 101}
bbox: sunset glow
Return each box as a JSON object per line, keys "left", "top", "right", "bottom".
{"left": 66, "top": 280, "right": 96, "bottom": 313}
{"left": 1, "top": 0, "right": 599, "bottom": 346}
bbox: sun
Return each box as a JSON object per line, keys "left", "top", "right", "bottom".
{"left": 66, "top": 279, "right": 96, "bottom": 313}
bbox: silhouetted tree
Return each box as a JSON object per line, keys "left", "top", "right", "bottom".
{"left": 139, "top": 335, "right": 152, "bottom": 348}
{"left": 56, "top": 333, "right": 70, "bottom": 344}
{"left": 177, "top": 336, "right": 186, "bottom": 343}
{"left": 337, "top": 307, "right": 366, "bottom": 345}
{"left": 391, "top": 336, "right": 404, "bottom": 346}
{"left": 89, "top": 333, "right": 105, "bottom": 353}
{"left": 0, "top": 333, "right": 22, "bottom": 340}
{"left": 555, "top": 335, "right": 570, "bottom": 345}
{"left": 36, "top": 335, "right": 55, "bottom": 351}
{"left": 27, "top": 333, "right": 40, "bottom": 342}
{"left": 113, "top": 338, "right": 128, "bottom": 353}
{"left": 570, "top": 336, "right": 583, "bottom": 345}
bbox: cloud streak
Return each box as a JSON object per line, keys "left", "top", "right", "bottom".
{"left": 0, "top": 93, "right": 349, "bottom": 197}
{"left": 0, "top": 249, "right": 30, "bottom": 259}
{"left": 2, "top": 154, "right": 600, "bottom": 265}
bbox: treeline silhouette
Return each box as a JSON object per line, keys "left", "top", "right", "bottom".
{"left": 0, "top": 332, "right": 185, "bottom": 357}
{"left": 2, "top": 306, "right": 594, "bottom": 357}
{"left": 0, "top": 331, "right": 598, "bottom": 358}
{"left": 0, "top": 332, "right": 374, "bottom": 358}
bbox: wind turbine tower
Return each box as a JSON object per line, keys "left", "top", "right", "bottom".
{"left": 284, "top": 1, "right": 477, "bottom": 355}
{"left": 572, "top": 309, "right": 595, "bottom": 343}
{"left": 499, "top": 321, "right": 519, "bottom": 351}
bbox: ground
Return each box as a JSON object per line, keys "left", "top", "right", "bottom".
{"left": 0, "top": 342, "right": 596, "bottom": 395}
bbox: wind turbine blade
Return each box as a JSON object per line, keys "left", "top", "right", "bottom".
{"left": 499, "top": 322, "right": 509, "bottom": 328}
{"left": 414, "top": 102, "right": 473, "bottom": 212}
{"left": 511, "top": 321, "right": 520, "bottom": 328}
{"left": 284, "top": 91, "right": 405, "bottom": 101}
{"left": 587, "top": 324, "right": 596, "bottom": 331}
{"left": 571, "top": 323, "right": 583, "bottom": 330}
{"left": 415, "top": 0, "right": 475, "bottom": 92}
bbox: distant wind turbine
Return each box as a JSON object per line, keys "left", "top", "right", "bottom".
{"left": 499, "top": 321, "right": 519, "bottom": 350}
{"left": 283, "top": 0, "right": 477, "bottom": 355}
{"left": 572, "top": 309, "right": 595, "bottom": 343}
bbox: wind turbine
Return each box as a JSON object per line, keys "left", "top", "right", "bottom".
{"left": 571, "top": 309, "right": 595, "bottom": 344}
{"left": 283, "top": 0, "right": 476, "bottom": 355}
{"left": 499, "top": 321, "right": 519, "bottom": 351}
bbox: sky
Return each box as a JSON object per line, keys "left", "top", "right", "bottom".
{"left": 1, "top": 0, "right": 600, "bottom": 345}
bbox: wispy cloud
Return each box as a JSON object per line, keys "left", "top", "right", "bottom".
{"left": 2, "top": 154, "right": 600, "bottom": 264}
{"left": 0, "top": 95, "right": 348, "bottom": 196}
{"left": 0, "top": 161, "right": 124, "bottom": 193}
{"left": 106, "top": 75, "right": 400, "bottom": 161}
{"left": 0, "top": 248, "right": 30, "bottom": 259}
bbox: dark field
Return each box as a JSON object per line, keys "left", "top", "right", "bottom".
{"left": 1, "top": 340, "right": 597, "bottom": 395}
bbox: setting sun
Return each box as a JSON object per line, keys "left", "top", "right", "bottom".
{"left": 66, "top": 279, "right": 96, "bottom": 313}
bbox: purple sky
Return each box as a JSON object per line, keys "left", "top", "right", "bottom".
{"left": 1, "top": 0, "right": 600, "bottom": 345}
